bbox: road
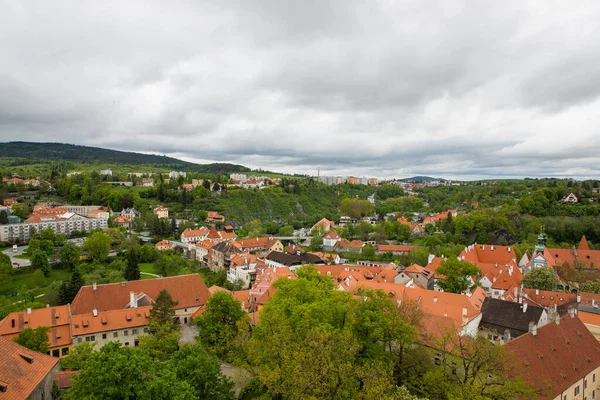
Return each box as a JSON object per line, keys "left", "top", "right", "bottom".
{"left": 2, "top": 245, "right": 31, "bottom": 268}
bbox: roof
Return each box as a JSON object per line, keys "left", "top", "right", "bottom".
{"left": 336, "top": 239, "right": 365, "bottom": 248}
{"left": 155, "top": 240, "right": 174, "bottom": 248}
{"left": 54, "top": 370, "right": 78, "bottom": 389}
{"left": 195, "top": 239, "right": 216, "bottom": 250}
{"left": 0, "top": 305, "right": 72, "bottom": 348}
{"left": 579, "top": 235, "right": 590, "bottom": 250}
{"left": 505, "top": 315, "right": 600, "bottom": 399}
{"left": 266, "top": 251, "right": 324, "bottom": 267}
{"left": 323, "top": 231, "right": 340, "bottom": 239}
{"left": 377, "top": 244, "right": 418, "bottom": 252}
{"left": 181, "top": 227, "right": 209, "bottom": 238}
{"left": 578, "top": 310, "right": 600, "bottom": 328}
{"left": 71, "top": 307, "right": 151, "bottom": 336}
{"left": 479, "top": 298, "right": 545, "bottom": 337}
{"left": 521, "top": 288, "right": 577, "bottom": 310}
{"left": 459, "top": 244, "right": 517, "bottom": 266}
{"left": 0, "top": 336, "right": 59, "bottom": 400}
{"left": 312, "top": 218, "right": 334, "bottom": 230}
{"left": 71, "top": 274, "right": 209, "bottom": 314}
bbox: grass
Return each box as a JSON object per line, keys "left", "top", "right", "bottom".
{"left": 139, "top": 263, "right": 157, "bottom": 274}
{"left": 0, "top": 268, "right": 72, "bottom": 297}
{"left": 13, "top": 254, "right": 30, "bottom": 260}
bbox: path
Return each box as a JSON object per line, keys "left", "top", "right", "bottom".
{"left": 2, "top": 245, "right": 31, "bottom": 268}
{"left": 140, "top": 272, "right": 162, "bottom": 278}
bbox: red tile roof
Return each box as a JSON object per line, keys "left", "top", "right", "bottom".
{"left": 521, "top": 288, "right": 577, "bottom": 309}
{"left": 71, "top": 274, "right": 209, "bottom": 314}
{"left": 71, "top": 307, "right": 151, "bottom": 336}
{"left": 579, "top": 235, "right": 590, "bottom": 250}
{"left": 0, "top": 336, "right": 59, "bottom": 400}
{"left": 0, "top": 305, "right": 72, "bottom": 348}
{"left": 505, "top": 315, "right": 600, "bottom": 399}
{"left": 377, "top": 244, "right": 418, "bottom": 253}
{"left": 54, "top": 370, "right": 78, "bottom": 389}
{"left": 182, "top": 227, "right": 209, "bottom": 238}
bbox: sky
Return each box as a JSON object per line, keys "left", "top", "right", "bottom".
{"left": 1, "top": 1, "right": 600, "bottom": 180}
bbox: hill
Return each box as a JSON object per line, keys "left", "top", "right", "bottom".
{"left": 0, "top": 142, "right": 250, "bottom": 174}
{"left": 401, "top": 176, "right": 443, "bottom": 182}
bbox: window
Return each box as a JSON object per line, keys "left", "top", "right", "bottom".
{"left": 62, "top": 348, "right": 69, "bottom": 356}
{"left": 52, "top": 349, "right": 59, "bottom": 357}
{"left": 90, "top": 335, "right": 95, "bottom": 341}
{"left": 132, "top": 329, "right": 138, "bottom": 335}
{"left": 113, "top": 332, "right": 118, "bottom": 338}
{"left": 585, "top": 379, "right": 588, "bottom": 389}
{"left": 124, "top": 330, "right": 129, "bottom": 336}
{"left": 143, "top": 328, "right": 149, "bottom": 333}
{"left": 594, "top": 373, "right": 597, "bottom": 383}
{"left": 85, "top": 336, "right": 91, "bottom": 342}
{"left": 102, "top": 333, "right": 107, "bottom": 340}
{"left": 124, "top": 342, "right": 129, "bottom": 346}
{"left": 575, "top": 385, "right": 580, "bottom": 396}
{"left": 77, "top": 337, "right": 82, "bottom": 343}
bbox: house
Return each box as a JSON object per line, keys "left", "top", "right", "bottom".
{"left": 100, "top": 169, "right": 112, "bottom": 175}
{"left": 169, "top": 171, "right": 186, "bottom": 179}
{"left": 3, "top": 198, "right": 18, "bottom": 207}
{"left": 395, "top": 264, "right": 434, "bottom": 290}
{"left": 234, "top": 237, "right": 283, "bottom": 255}
{"left": 87, "top": 208, "right": 110, "bottom": 220}
{"left": 194, "top": 239, "right": 215, "bottom": 262}
{"left": 377, "top": 244, "right": 418, "bottom": 256}
{"left": 577, "top": 296, "right": 600, "bottom": 341}
{"left": 249, "top": 267, "right": 295, "bottom": 311}
{"left": 114, "top": 215, "right": 131, "bottom": 228}
{"left": 70, "top": 275, "right": 210, "bottom": 325}
{"left": 137, "top": 178, "right": 154, "bottom": 187}
{"left": 541, "top": 235, "right": 600, "bottom": 271}
{"left": 478, "top": 298, "right": 548, "bottom": 343}
{"left": 311, "top": 218, "right": 335, "bottom": 233}
{"left": 181, "top": 227, "right": 210, "bottom": 244}
{"left": 205, "top": 226, "right": 237, "bottom": 243}
{"left": 71, "top": 306, "right": 151, "bottom": 349}
{"left": 336, "top": 239, "right": 365, "bottom": 253}
{"left": 504, "top": 313, "right": 600, "bottom": 400}
{"left": 119, "top": 208, "right": 140, "bottom": 220}
{"left": 338, "top": 216, "right": 357, "bottom": 226}
{"left": 153, "top": 205, "right": 169, "bottom": 219}
{"left": 562, "top": 192, "right": 579, "bottom": 204}
{"left": 205, "top": 211, "right": 225, "bottom": 223}
{"left": 0, "top": 305, "right": 72, "bottom": 358}
{"left": 207, "top": 241, "right": 243, "bottom": 272}
{"left": 322, "top": 231, "right": 341, "bottom": 249}
{"left": 308, "top": 251, "right": 341, "bottom": 265}
{"left": 0, "top": 336, "right": 60, "bottom": 400}
{"left": 265, "top": 251, "right": 325, "bottom": 270}
{"left": 155, "top": 240, "right": 174, "bottom": 251}
{"left": 520, "top": 288, "right": 578, "bottom": 317}
{"left": 227, "top": 254, "right": 265, "bottom": 289}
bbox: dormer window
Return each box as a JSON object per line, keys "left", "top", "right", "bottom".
{"left": 19, "top": 354, "right": 34, "bottom": 364}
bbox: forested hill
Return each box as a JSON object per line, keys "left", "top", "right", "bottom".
{"left": 0, "top": 142, "right": 250, "bottom": 174}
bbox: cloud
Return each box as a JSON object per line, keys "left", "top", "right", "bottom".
{"left": 1, "top": 0, "right": 600, "bottom": 180}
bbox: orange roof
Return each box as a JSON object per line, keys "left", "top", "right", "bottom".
{"left": 580, "top": 292, "right": 600, "bottom": 307}
{"left": 115, "top": 215, "right": 130, "bottom": 223}
{"left": 71, "top": 274, "right": 209, "bottom": 314}
{"left": 155, "top": 240, "right": 174, "bottom": 249}
{"left": 195, "top": 239, "right": 216, "bottom": 250}
{"left": 323, "top": 231, "right": 340, "bottom": 239}
{"left": 459, "top": 244, "right": 517, "bottom": 266}
{"left": 154, "top": 205, "right": 168, "bottom": 211}
{"left": 0, "top": 305, "right": 72, "bottom": 348}
{"left": 505, "top": 315, "right": 600, "bottom": 399}
{"left": 312, "top": 218, "right": 334, "bottom": 230}
{"left": 207, "top": 226, "right": 220, "bottom": 239}
{"left": 71, "top": 306, "right": 151, "bottom": 336}
{"left": 578, "top": 311, "right": 600, "bottom": 327}
{"left": 208, "top": 285, "right": 230, "bottom": 295}
{"left": 218, "top": 230, "right": 237, "bottom": 240}
{"left": 0, "top": 336, "right": 59, "bottom": 400}
{"left": 337, "top": 239, "right": 364, "bottom": 248}
{"left": 182, "top": 227, "right": 209, "bottom": 238}
{"left": 54, "top": 370, "right": 78, "bottom": 389}
{"left": 522, "top": 288, "right": 577, "bottom": 309}
{"left": 377, "top": 244, "right": 418, "bottom": 252}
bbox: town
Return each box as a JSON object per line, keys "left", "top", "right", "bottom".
{"left": 2, "top": 151, "right": 600, "bottom": 399}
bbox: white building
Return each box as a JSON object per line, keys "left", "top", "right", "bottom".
{"left": 100, "top": 169, "right": 112, "bottom": 176}
{"left": 169, "top": 171, "right": 186, "bottom": 179}
{"left": 0, "top": 215, "right": 108, "bottom": 243}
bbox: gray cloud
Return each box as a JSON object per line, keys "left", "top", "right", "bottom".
{"left": 1, "top": 0, "right": 600, "bottom": 180}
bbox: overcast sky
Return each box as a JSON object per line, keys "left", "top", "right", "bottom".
{"left": 2, "top": 1, "right": 600, "bottom": 180}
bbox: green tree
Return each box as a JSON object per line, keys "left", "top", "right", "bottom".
{"left": 522, "top": 267, "right": 560, "bottom": 291}
{"left": 32, "top": 269, "right": 46, "bottom": 287}
{"left": 149, "top": 289, "right": 179, "bottom": 330}
{"left": 60, "top": 241, "right": 81, "bottom": 271}
{"left": 138, "top": 320, "right": 181, "bottom": 361}
{"left": 155, "top": 253, "right": 188, "bottom": 277}
{"left": 436, "top": 258, "right": 480, "bottom": 294}
{"left": 31, "top": 250, "right": 51, "bottom": 277}
{"left": 0, "top": 253, "right": 13, "bottom": 286}
{"left": 125, "top": 246, "right": 141, "bottom": 281}
{"left": 83, "top": 231, "right": 111, "bottom": 262}
{"left": 278, "top": 224, "right": 294, "bottom": 237}
{"left": 196, "top": 291, "right": 249, "bottom": 358}
{"left": 0, "top": 209, "right": 8, "bottom": 224}
{"left": 60, "top": 342, "right": 95, "bottom": 370}
{"left": 59, "top": 268, "right": 84, "bottom": 305}
{"left": 14, "top": 326, "right": 51, "bottom": 353}
{"left": 140, "top": 243, "right": 159, "bottom": 263}
{"left": 362, "top": 243, "right": 376, "bottom": 259}
{"left": 340, "top": 198, "right": 374, "bottom": 219}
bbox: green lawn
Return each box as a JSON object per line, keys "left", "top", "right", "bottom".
{"left": 13, "top": 254, "right": 30, "bottom": 260}
{"left": 139, "top": 263, "right": 157, "bottom": 274}
{"left": 0, "top": 268, "right": 72, "bottom": 297}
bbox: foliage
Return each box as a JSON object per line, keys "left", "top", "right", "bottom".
{"left": 154, "top": 252, "right": 191, "bottom": 277}
{"left": 196, "top": 291, "right": 249, "bottom": 359}
{"left": 521, "top": 267, "right": 560, "bottom": 291}
{"left": 59, "top": 241, "right": 81, "bottom": 270}
{"left": 436, "top": 258, "right": 480, "bottom": 294}
{"left": 149, "top": 289, "right": 179, "bottom": 330}
{"left": 138, "top": 321, "right": 181, "bottom": 361}
{"left": 31, "top": 250, "right": 51, "bottom": 277}
{"left": 14, "top": 326, "right": 51, "bottom": 353}
{"left": 579, "top": 280, "right": 600, "bottom": 293}
{"left": 340, "top": 198, "right": 374, "bottom": 219}
{"left": 83, "top": 231, "right": 112, "bottom": 262}
{"left": 60, "top": 342, "right": 95, "bottom": 370}
{"left": 58, "top": 267, "right": 85, "bottom": 305}
{"left": 0, "top": 252, "right": 13, "bottom": 286}
{"left": 124, "top": 245, "right": 141, "bottom": 281}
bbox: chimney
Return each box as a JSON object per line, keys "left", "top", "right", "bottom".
{"left": 504, "top": 329, "right": 511, "bottom": 342}
{"left": 27, "top": 308, "right": 31, "bottom": 315}
{"left": 508, "top": 247, "right": 511, "bottom": 252}
{"left": 593, "top": 299, "right": 597, "bottom": 308}
{"left": 523, "top": 303, "right": 528, "bottom": 313}
{"left": 535, "top": 288, "right": 539, "bottom": 296}
{"left": 513, "top": 287, "right": 518, "bottom": 299}
{"left": 433, "top": 296, "right": 438, "bottom": 303}
{"left": 46, "top": 304, "right": 50, "bottom": 308}
{"left": 529, "top": 322, "right": 537, "bottom": 336}
{"left": 577, "top": 294, "right": 581, "bottom": 303}
{"left": 555, "top": 314, "right": 560, "bottom": 325}
{"left": 93, "top": 281, "right": 97, "bottom": 291}
{"left": 491, "top": 245, "right": 495, "bottom": 251}
{"left": 462, "top": 307, "right": 468, "bottom": 324}
{"left": 93, "top": 308, "right": 98, "bottom": 317}
{"left": 130, "top": 291, "right": 138, "bottom": 308}
{"left": 568, "top": 306, "right": 576, "bottom": 318}
{"left": 428, "top": 254, "right": 435, "bottom": 265}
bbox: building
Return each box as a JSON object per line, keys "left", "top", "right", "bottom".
{"left": 100, "top": 169, "right": 112, "bottom": 176}
{"left": 0, "top": 215, "right": 108, "bottom": 243}
{"left": 336, "top": 239, "right": 365, "bottom": 253}
{"left": 119, "top": 208, "right": 140, "bottom": 220}
{"left": 377, "top": 244, "right": 418, "bottom": 256}
{"left": 323, "top": 231, "right": 341, "bottom": 249}
{"left": 0, "top": 305, "right": 72, "bottom": 358}
{"left": 70, "top": 275, "right": 210, "bottom": 325}
{"left": 153, "top": 205, "right": 169, "bottom": 219}
{"left": 205, "top": 211, "right": 225, "bottom": 223}
{"left": 234, "top": 237, "right": 283, "bottom": 255}
{"left": 562, "top": 192, "right": 579, "bottom": 204}
{"left": 311, "top": 218, "right": 335, "bottom": 233}
{"left": 265, "top": 251, "right": 325, "bottom": 270}
{"left": 394, "top": 264, "right": 434, "bottom": 290}
{"left": 114, "top": 215, "right": 131, "bottom": 228}
{"left": 0, "top": 336, "right": 60, "bottom": 400}
{"left": 478, "top": 298, "right": 547, "bottom": 343}
{"left": 71, "top": 306, "right": 151, "bottom": 349}
{"left": 155, "top": 240, "right": 174, "bottom": 251}
{"left": 169, "top": 171, "right": 186, "bottom": 179}
{"left": 194, "top": 239, "right": 215, "bottom": 262}
{"left": 207, "top": 241, "right": 243, "bottom": 272}
{"left": 181, "top": 227, "right": 210, "bottom": 244}
{"left": 505, "top": 313, "right": 600, "bottom": 400}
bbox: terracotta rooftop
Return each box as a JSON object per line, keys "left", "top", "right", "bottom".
{"left": 505, "top": 315, "right": 600, "bottom": 399}
{"left": 0, "top": 336, "right": 59, "bottom": 400}
{"left": 70, "top": 274, "right": 209, "bottom": 314}
{"left": 0, "top": 305, "right": 72, "bottom": 348}
{"left": 71, "top": 306, "right": 151, "bottom": 336}
{"left": 377, "top": 244, "right": 418, "bottom": 252}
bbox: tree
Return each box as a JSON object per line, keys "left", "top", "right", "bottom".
{"left": 83, "top": 231, "right": 111, "bottom": 262}
{"left": 59, "top": 268, "right": 85, "bottom": 305}
{"left": 31, "top": 250, "right": 51, "bottom": 277}
{"left": 32, "top": 269, "right": 46, "bottom": 287}
{"left": 196, "top": 291, "right": 249, "bottom": 358}
{"left": 60, "top": 342, "right": 95, "bottom": 370}
{"left": 140, "top": 243, "right": 159, "bottom": 263}
{"left": 340, "top": 198, "right": 374, "bottom": 219}
{"left": 168, "top": 344, "right": 235, "bottom": 400}
{"left": 203, "top": 179, "right": 211, "bottom": 190}
{"left": 0, "top": 253, "right": 13, "bottom": 286}
{"left": 138, "top": 320, "right": 181, "bottom": 361}
{"left": 278, "top": 224, "right": 294, "bottom": 237}
{"left": 362, "top": 243, "right": 376, "bottom": 259}
{"left": 60, "top": 241, "right": 81, "bottom": 271}
{"left": 436, "top": 258, "right": 480, "bottom": 294}
{"left": 124, "top": 246, "right": 141, "bottom": 281}
{"left": 155, "top": 253, "right": 188, "bottom": 277}
{"left": 149, "top": 289, "right": 178, "bottom": 330}
{"left": 65, "top": 342, "right": 195, "bottom": 400}
{"left": 0, "top": 209, "right": 8, "bottom": 224}
{"left": 14, "top": 326, "right": 51, "bottom": 353}
{"left": 522, "top": 267, "right": 560, "bottom": 291}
